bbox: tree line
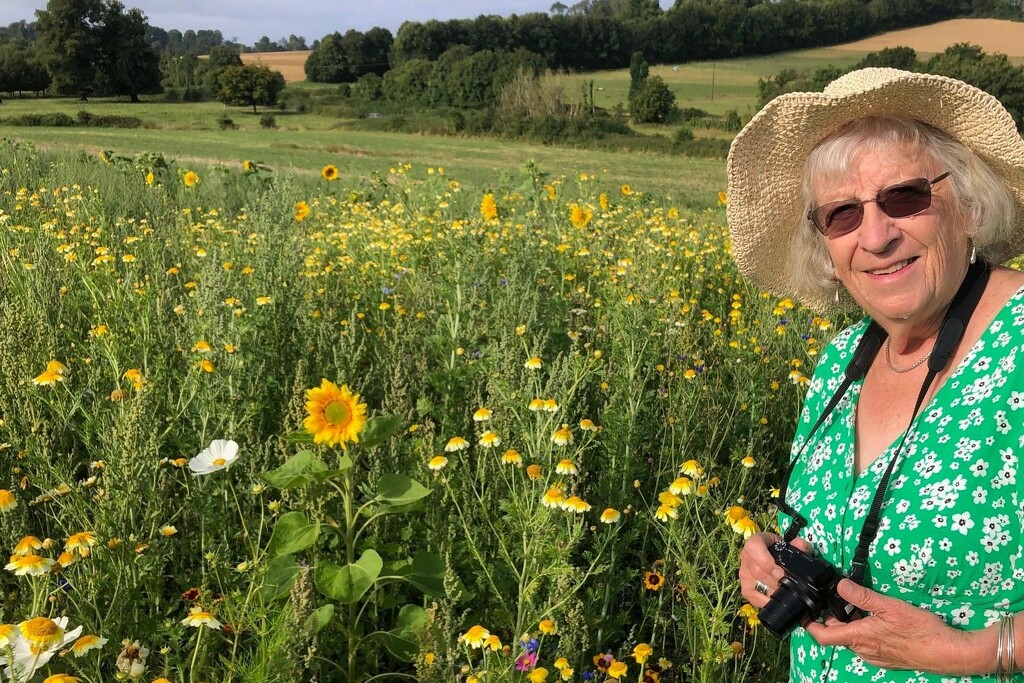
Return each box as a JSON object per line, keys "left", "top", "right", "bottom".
{"left": 758, "top": 42, "right": 1024, "bottom": 130}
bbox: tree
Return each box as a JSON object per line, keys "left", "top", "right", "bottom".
{"left": 855, "top": 46, "right": 918, "bottom": 70}
{"left": 351, "top": 72, "right": 383, "bottom": 100}
{"left": 204, "top": 44, "right": 243, "bottom": 88}
{"left": 95, "top": 2, "right": 161, "bottom": 101}
{"left": 34, "top": 0, "right": 104, "bottom": 99}
{"left": 630, "top": 75, "right": 677, "bottom": 123}
{"left": 0, "top": 40, "right": 51, "bottom": 95}
{"left": 217, "top": 64, "right": 285, "bottom": 113}
{"left": 304, "top": 32, "right": 350, "bottom": 83}
{"left": 628, "top": 50, "right": 649, "bottom": 97}
{"left": 382, "top": 57, "right": 434, "bottom": 104}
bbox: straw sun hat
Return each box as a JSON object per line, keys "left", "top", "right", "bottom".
{"left": 726, "top": 67, "right": 1024, "bottom": 311}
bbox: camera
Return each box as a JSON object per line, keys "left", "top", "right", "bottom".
{"left": 758, "top": 540, "right": 856, "bottom": 638}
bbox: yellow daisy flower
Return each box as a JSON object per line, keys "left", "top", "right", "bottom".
{"left": 181, "top": 606, "right": 222, "bottom": 629}
{"left": 551, "top": 424, "right": 573, "bottom": 446}
{"left": 478, "top": 431, "right": 500, "bottom": 448}
{"left": 501, "top": 449, "right": 522, "bottom": 465}
{"left": 445, "top": 436, "right": 469, "bottom": 452}
{"left": 555, "top": 459, "right": 578, "bottom": 475}
{"left": 458, "top": 624, "right": 490, "bottom": 648}
{"left": 71, "top": 634, "right": 108, "bottom": 657}
{"left": 19, "top": 616, "right": 63, "bottom": 649}
{"left": 600, "top": 508, "right": 621, "bottom": 524}
{"left": 428, "top": 456, "right": 448, "bottom": 471}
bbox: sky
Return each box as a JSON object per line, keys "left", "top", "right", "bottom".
{"left": 1, "top": 0, "right": 675, "bottom": 45}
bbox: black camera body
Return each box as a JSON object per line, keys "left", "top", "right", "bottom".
{"left": 758, "top": 540, "right": 856, "bottom": 638}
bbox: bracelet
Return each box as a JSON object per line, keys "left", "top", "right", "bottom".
{"left": 996, "top": 613, "right": 1016, "bottom": 682}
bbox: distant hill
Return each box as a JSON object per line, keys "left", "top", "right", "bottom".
{"left": 833, "top": 18, "right": 1024, "bottom": 58}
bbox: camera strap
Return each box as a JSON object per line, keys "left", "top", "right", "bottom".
{"left": 777, "top": 260, "right": 991, "bottom": 586}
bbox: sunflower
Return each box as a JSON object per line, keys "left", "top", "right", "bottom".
{"left": 183, "top": 170, "right": 200, "bottom": 188}
{"left": 644, "top": 570, "right": 665, "bottom": 591}
{"left": 321, "top": 164, "right": 339, "bottom": 181}
{"left": 303, "top": 379, "right": 367, "bottom": 449}
{"left": 480, "top": 193, "right": 498, "bottom": 221}
{"left": 294, "top": 200, "right": 311, "bottom": 221}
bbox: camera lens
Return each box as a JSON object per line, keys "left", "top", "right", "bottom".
{"left": 757, "top": 576, "right": 825, "bottom": 638}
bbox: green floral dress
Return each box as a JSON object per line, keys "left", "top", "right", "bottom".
{"left": 782, "top": 286, "right": 1024, "bottom": 683}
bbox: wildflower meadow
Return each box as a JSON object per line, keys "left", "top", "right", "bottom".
{"left": 0, "top": 141, "right": 842, "bottom": 683}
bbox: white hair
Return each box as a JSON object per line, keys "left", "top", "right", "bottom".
{"left": 788, "top": 116, "right": 1017, "bottom": 307}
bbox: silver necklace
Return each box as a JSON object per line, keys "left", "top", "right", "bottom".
{"left": 884, "top": 338, "right": 932, "bottom": 373}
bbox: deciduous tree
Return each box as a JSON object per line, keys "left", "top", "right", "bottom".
{"left": 217, "top": 63, "right": 285, "bottom": 113}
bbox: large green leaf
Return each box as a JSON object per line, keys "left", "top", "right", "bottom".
{"left": 395, "top": 551, "right": 445, "bottom": 596}
{"left": 376, "top": 474, "right": 430, "bottom": 506}
{"left": 385, "top": 604, "right": 428, "bottom": 661}
{"left": 259, "top": 554, "right": 303, "bottom": 602}
{"left": 263, "top": 450, "right": 328, "bottom": 488}
{"left": 360, "top": 415, "right": 403, "bottom": 448}
{"left": 267, "top": 511, "right": 319, "bottom": 557}
{"left": 305, "top": 604, "right": 335, "bottom": 633}
{"left": 314, "top": 550, "right": 383, "bottom": 603}
{"left": 282, "top": 430, "right": 314, "bottom": 444}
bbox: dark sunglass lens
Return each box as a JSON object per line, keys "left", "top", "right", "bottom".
{"left": 878, "top": 180, "right": 931, "bottom": 218}
{"left": 825, "top": 203, "right": 862, "bottom": 236}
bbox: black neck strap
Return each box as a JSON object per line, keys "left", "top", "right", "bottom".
{"left": 777, "top": 260, "right": 991, "bottom": 585}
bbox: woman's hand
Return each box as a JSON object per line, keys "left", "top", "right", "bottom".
{"left": 804, "top": 579, "right": 983, "bottom": 675}
{"left": 738, "top": 532, "right": 812, "bottom": 606}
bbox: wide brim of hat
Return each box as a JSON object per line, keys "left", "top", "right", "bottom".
{"left": 726, "top": 68, "right": 1024, "bottom": 312}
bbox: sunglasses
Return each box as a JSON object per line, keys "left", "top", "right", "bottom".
{"left": 808, "top": 172, "right": 951, "bottom": 238}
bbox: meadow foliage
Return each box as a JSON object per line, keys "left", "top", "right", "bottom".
{"left": 0, "top": 142, "right": 842, "bottom": 682}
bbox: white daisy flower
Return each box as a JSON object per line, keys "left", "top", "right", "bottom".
{"left": 188, "top": 439, "right": 239, "bottom": 475}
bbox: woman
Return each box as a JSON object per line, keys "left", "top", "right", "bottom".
{"left": 728, "top": 68, "right": 1024, "bottom": 682}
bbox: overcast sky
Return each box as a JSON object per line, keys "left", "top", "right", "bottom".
{"left": 2, "top": 0, "right": 675, "bottom": 45}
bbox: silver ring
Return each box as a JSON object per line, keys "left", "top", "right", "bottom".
{"left": 754, "top": 580, "right": 770, "bottom": 596}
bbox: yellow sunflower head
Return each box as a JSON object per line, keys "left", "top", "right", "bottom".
{"left": 321, "top": 164, "right": 339, "bottom": 181}
{"left": 303, "top": 379, "right": 368, "bottom": 449}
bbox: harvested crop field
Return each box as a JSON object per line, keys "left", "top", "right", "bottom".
{"left": 834, "top": 18, "right": 1024, "bottom": 58}
{"left": 240, "top": 50, "right": 311, "bottom": 81}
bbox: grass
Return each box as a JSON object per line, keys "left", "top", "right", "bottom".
{"left": 0, "top": 45, "right": 881, "bottom": 205}
{"left": 578, "top": 48, "right": 871, "bottom": 117}
{"left": 0, "top": 100, "right": 727, "bottom": 206}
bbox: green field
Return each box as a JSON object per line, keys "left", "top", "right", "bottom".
{"left": 0, "top": 46, "right": 882, "bottom": 206}
{"left": 576, "top": 48, "right": 870, "bottom": 116}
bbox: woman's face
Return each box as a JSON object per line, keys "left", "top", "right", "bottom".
{"left": 813, "top": 144, "right": 970, "bottom": 331}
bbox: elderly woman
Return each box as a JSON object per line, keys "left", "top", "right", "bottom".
{"left": 729, "top": 68, "right": 1024, "bottom": 682}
